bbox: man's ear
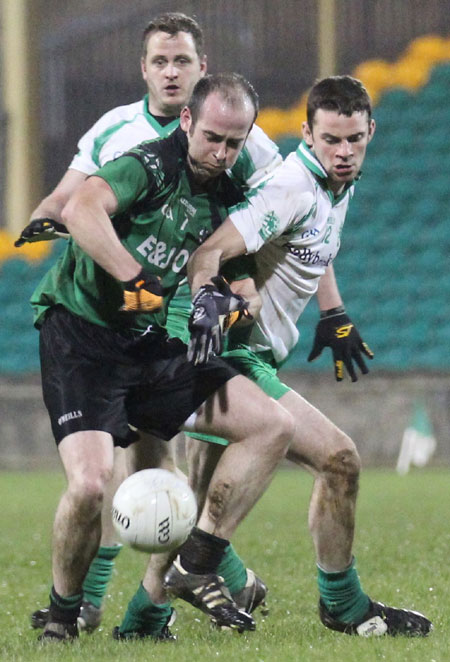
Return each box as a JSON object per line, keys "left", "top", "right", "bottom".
{"left": 199, "top": 55, "right": 207, "bottom": 77}
{"left": 140, "top": 57, "right": 147, "bottom": 81}
{"left": 180, "top": 106, "right": 192, "bottom": 133}
{"left": 302, "top": 121, "right": 313, "bottom": 147}
{"left": 368, "top": 118, "right": 376, "bottom": 142}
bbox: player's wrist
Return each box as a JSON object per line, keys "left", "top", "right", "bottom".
{"left": 120, "top": 268, "right": 163, "bottom": 313}
{"left": 320, "top": 305, "right": 346, "bottom": 319}
{"left": 31, "top": 216, "right": 55, "bottom": 223}
{"left": 121, "top": 267, "right": 149, "bottom": 288}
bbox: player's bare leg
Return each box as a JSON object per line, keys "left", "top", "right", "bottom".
{"left": 191, "top": 376, "right": 293, "bottom": 537}
{"left": 33, "top": 439, "right": 123, "bottom": 633}
{"left": 186, "top": 438, "right": 225, "bottom": 513}
{"left": 39, "top": 431, "right": 114, "bottom": 642}
{"left": 164, "top": 375, "right": 293, "bottom": 631}
{"left": 32, "top": 435, "right": 178, "bottom": 633}
{"left": 184, "top": 393, "right": 357, "bottom": 561}
{"left": 53, "top": 431, "right": 114, "bottom": 595}
{"left": 68, "top": 445, "right": 129, "bottom": 632}
{"left": 99, "top": 447, "right": 129, "bottom": 545}
{"left": 128, "top": 431, "right": 178, "bottom": 474}
{"left": 117, "top": 416, "right": 272, "bottom": 640}
{"left": 185, "top": 436, "right": 268, "bottom": 617}
{"left": 112, "top": 434, "right": 181, "bottom": 640}
{"left": 277, "top": 390, "right": 359, "bottom": 571}
{"left": 279, "top": 389, "right": 431, "bottom": 637}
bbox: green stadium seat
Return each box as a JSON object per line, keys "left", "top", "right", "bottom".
{"left": 419, "top": 81, "right": 449, "bottom": 105}
{"left": 277, "top": 136, "right": 300, "bottom": 158}
{"left": 427, "top": 62, "right": 450, "bottom": 85}
{"left": 425, "top": 175, "right": 450, "bottom": 200}
{"left": 414, "top": 345, "right": 446, "bottom": 370}
{"left": 0, "top": 257, "right": 31, "bottom": 279}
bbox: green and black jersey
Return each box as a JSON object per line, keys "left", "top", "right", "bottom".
{"left": 31, "top": 128, "right": 245, "bottom": 334}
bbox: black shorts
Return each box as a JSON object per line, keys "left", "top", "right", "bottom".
{"left": 39, "top": 306, "right": 239, "bottom": 446}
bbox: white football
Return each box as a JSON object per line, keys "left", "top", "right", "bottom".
{"left": 112, "top": 468, "right": 197, "bottom": 553}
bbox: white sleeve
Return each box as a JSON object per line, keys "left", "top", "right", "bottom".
{"left": 68, "top": 106, "right": 125, "bottom": 175}
{"left": 68, "top": 121, "right": 103, "bottom": 175}
{"left": 228, "top": 170, "right": 314, "bottom": 253}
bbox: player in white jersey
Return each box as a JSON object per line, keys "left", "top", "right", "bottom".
{"left": 232, "top": 141, "right": 353, "bottom": 363}
{"left": 16, "top": 12, "right": 280, "bottom": 640}
{"left": 185, "top": 76, "right": 432, "bottom": 638}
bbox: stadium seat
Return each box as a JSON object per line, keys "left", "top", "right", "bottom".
{"left": 378, "top": 87, "right": 413, "bottom": 111}
{"left": 427, "top": 62, "right": 450, "bottom": 86}
{"left": 277, "top": 136, "right": 300, "bottom": 158}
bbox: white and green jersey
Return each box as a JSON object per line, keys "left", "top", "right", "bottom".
{"left": 69, "top": 94, "right": 282, "bottom": 187}
{"left": 229, "top": 140, "right": 356, "bottom": 364}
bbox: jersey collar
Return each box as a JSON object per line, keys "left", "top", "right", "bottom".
{"left": 296, "top": 139, "right": 359, "bottom": 204}
{"left": 143, "top": 94, "right": 180, "bottom": 136}
{"left": 296, "top": 140, "right": 328, "bottom": 179}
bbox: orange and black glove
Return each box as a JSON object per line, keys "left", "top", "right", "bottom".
{"left": 15, "top": 218, "right": 69, "bottom": 246}
{"left": 120, "top": 268, "right": 163, "bottom": 313}
{"left": 307, "top": 306, "right": 374, "bottom": 382}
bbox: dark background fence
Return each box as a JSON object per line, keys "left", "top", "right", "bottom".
{"left": 34, "top": 0, "right": 450, "bottom": 192}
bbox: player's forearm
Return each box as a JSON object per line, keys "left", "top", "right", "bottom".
{"left": 30, "top": 196, "right": 67, "bottom": 223}
{"left": 62, "top": 180, "right": 141, "bottom": 282}
{"left": 316, "top": 264, "right": 344, "bottom": 311}
{"left": 30, "top": 169, "right": 88, "bottom": 223}
{"left": 187, "top": 246, "right": 223, "bottom": 295}
{"left": 188, "top": 217, "right": 247, "bottom": 295}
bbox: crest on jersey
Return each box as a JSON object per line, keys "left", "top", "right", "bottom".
{"left": 259, "top": 211, "right": 279, "bottom": 241}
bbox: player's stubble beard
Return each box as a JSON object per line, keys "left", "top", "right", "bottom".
{"left": 187, "top": 154, "right": 224, "bottom": 184}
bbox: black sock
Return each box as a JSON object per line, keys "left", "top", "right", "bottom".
{"left": 49, "top": 586, "right": 83, "bottom": 624}
{"left": 178, "top": 527, "right": 229, "bottom": 574}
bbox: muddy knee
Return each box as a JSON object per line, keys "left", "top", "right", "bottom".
{"left": 206, "top": 480, "right": 234, "bottom": 523}
{"left": 323, "top": 441, "right": 361, "bottom": 497}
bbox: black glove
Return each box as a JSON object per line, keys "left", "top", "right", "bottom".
{"left": 120, "top": 268, "right": 163, "bottom": 313}
{"left": 307, "top": 306, "right": 374, "bottom": 382}
{"left": 188, "top": 276, "right": 251, "bottom": 365}
{"left": 14, "top": 218, "right": 70, "bottom": 247}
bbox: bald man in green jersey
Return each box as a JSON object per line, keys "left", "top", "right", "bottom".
{"left": 17, "top": 12, "right": 280, "bottom": 636}
{"left": 31, "top": 73, "right": 295, "bottom": 643}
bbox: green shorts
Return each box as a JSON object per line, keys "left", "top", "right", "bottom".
{"left": 189, "top": 346, "right": 290, "bottom": 446}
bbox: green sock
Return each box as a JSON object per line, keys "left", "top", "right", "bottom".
{"left": 216, "top": 543, "right": 248, "bottom": 595}
{"left": 82, "top": 544, "right": 122, "bottom": 609}
{"left": 119, "top": 583, "right": 172, "bottom": 636}
{"left": 317, "top": 557, "right": 370, "bottom": 623}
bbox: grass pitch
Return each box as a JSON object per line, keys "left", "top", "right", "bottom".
{"left": 0, "top": 467, "right": 447, "bottom": 662}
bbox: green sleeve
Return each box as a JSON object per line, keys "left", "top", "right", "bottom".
{"left": 94, "top": 156, "right": 151, "bottom": 213}
{"left": 166, "top": 280, "right": 191, "bottom": 344}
